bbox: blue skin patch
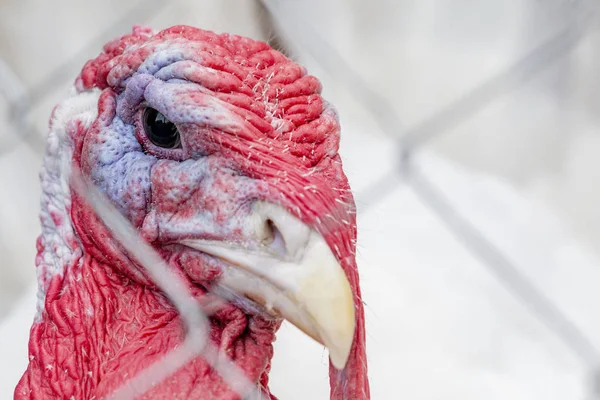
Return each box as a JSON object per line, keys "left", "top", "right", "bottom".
{"left": 83, "top": 72, "right": 266, "bottom": 243}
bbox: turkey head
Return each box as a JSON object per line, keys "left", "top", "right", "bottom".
{"left": 16, "top": 25, "right": 369, "bottom": 400}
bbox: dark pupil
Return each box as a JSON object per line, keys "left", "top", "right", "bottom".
{"left": 143, "top": 108, "right": 181, "bottom": 149}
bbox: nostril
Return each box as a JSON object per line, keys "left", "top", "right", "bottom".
{"left": 262, "top": 219, "right": 275, "bottom": 244}
{"left": 253, "top": 201, "right": 310, "bottom": 260}
{"left": 264, "top": 218, "right": 277, "bottom": 241}
{"left": 265, "top": 219, "right": 286, "bottom": 257}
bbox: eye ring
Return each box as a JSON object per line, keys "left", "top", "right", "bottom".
{"left": 142, "top": 107, "right": 181, "bottom": 149}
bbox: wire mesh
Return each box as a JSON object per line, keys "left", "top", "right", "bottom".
{"left": 71, "top": 168, "right": 264, "bottom": 399}
{"left": 1, "top": 0, "right": 600, "bottom": 398}
{"left": 262, "top": 0, "right": 600, "bottom": 371}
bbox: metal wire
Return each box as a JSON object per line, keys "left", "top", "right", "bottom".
{"left": 259, "top": 0, "right": 403, "bottom": 140}
{"left": 20, "top": 0, "right": 169, "bottom": 111}
{"left": 262, "top": 0, "right": 600, "bottom": 377}
{"left": 3, "top": 1, "right": 600, "bottom": 397}
{"left": 71, "top": 167, "right": 265, "bottom": 400}
{"left": 0, "top": 59, "right": 45, "bottom": 156}
{"left": 261, "top": 0, "right": 599, "bottom": 151}
{"left": 400, "top": 9, "right": 599, "bottom": 151}
{"left": 407, "top": 164, "right": 600, "bottom": 366}
{"left": 0, "top": 59, "right": 27, "bottom": 103}
{"left": 0, "top": 0, "right": 169, "bottom": 156}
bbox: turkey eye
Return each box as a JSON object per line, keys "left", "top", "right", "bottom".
{"left": 142, "top": 107, "right": 181, "bottom": 149}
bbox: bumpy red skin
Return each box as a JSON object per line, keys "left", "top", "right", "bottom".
{"left": 16, "top": 26, "right": 369, "bottom": 399}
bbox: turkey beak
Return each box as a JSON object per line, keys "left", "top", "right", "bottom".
{"left": 180, "top": 202, "right": 355, "bottom": 369}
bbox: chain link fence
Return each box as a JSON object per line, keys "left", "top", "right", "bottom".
{"left": 1, "top": 0, "right": 600, "bottom": 398}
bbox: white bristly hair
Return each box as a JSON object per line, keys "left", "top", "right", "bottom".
{"left": 36, "top": 88, "right": 100, "bottom": 319}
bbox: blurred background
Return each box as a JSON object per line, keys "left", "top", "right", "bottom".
{"left": 2, "top": 0, "right": 600, "bottom": 398}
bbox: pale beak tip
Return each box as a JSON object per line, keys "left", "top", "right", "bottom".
{"left": 327, "top": 333, "right": 354, "bottom": 370}
{"left": 296, "top": 241, "right": 356, "bottom": 370}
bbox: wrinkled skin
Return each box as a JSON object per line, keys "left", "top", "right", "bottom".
{"left": 16, "top": 26, "right": 369, "bottom": 399}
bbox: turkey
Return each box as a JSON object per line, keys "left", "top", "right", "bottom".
{"left": 14, "top": 25, "right": 369, "bottom": 399}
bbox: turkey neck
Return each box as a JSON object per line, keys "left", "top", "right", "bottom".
{"left": 15, "top": 249, "right": 280, "bottom": 400}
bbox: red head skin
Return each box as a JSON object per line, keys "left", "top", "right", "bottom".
{"left": 15, "top": 26, "right": 369, "bottom": 399}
